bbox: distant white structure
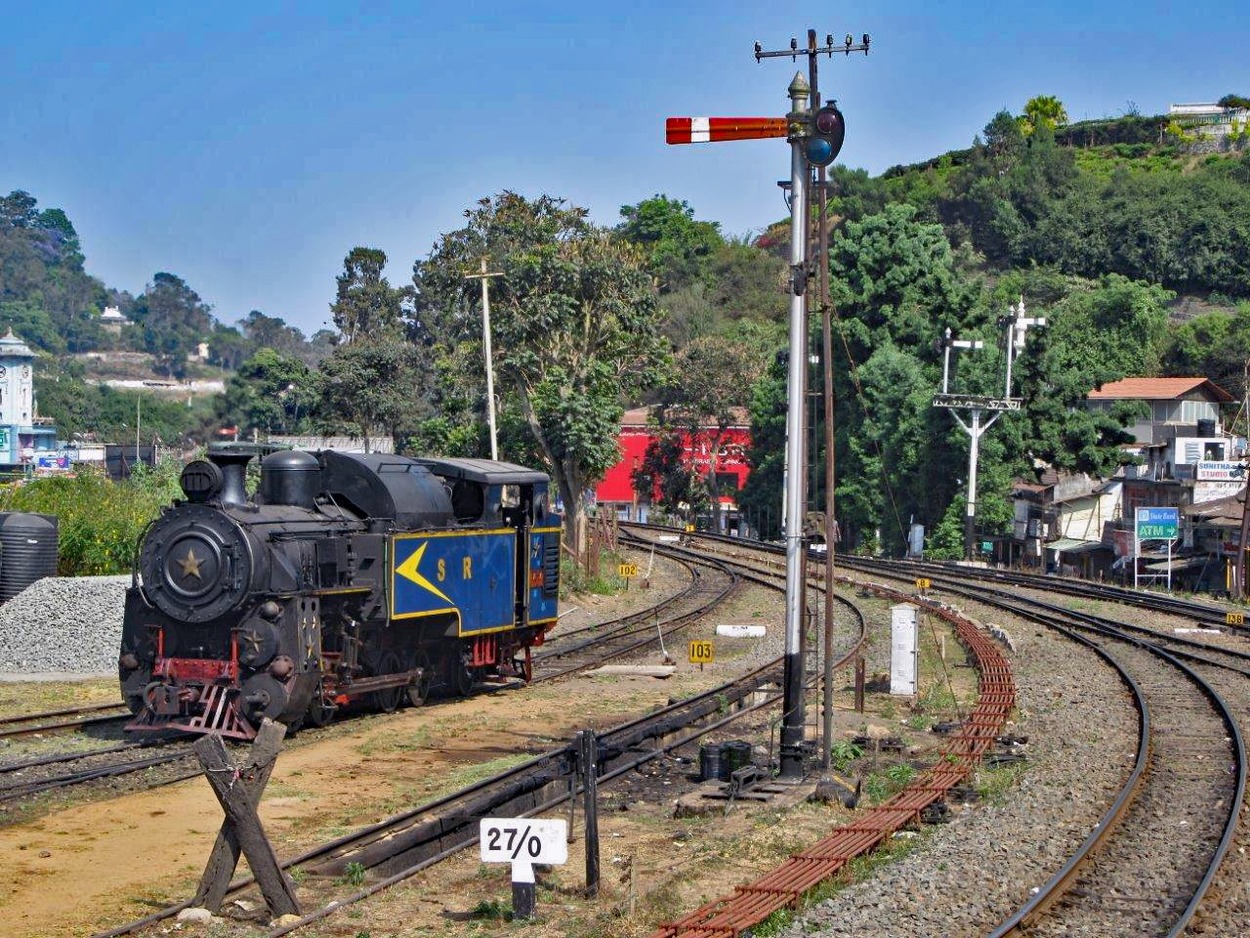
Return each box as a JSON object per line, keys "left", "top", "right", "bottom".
{"left": 99, "top": 306, "right": 131, "bottom": 334}
{"left": 0, "top": 330, "right": 57, "bottom": 468}
{"left": 1169, "top": 102, "right": 1248, "bottom": 137}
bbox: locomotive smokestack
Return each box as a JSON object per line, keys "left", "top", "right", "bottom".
{"left": 207, "top": 446, "right": 254, "bottom": 507}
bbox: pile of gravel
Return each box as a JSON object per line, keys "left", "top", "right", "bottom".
{"left": 0, "top": 575, "right": 130, "bottom": 675}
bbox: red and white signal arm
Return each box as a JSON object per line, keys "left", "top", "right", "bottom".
{"left": 666, "top": 117, "right": 788, "bottom": 145}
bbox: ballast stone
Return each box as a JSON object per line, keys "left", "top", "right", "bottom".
{"left": 0, "top": 575, "right": 129, "bottom": 675}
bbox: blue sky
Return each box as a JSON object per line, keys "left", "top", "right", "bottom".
{"left": 2, "top": 1, "right": 1245, "bottom": 337}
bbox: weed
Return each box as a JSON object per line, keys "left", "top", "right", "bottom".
{"left": 750, "top": 907, "right": 794, "bottom": 936}
{"left": 471, "top": 898, "right": 512, "bottom": 920}
{"left": 886, "top": 763, "right": 916, "bottom": 785}
{"left": 975, "top": 762, "right": 1026, "bottom": 804}
{"left": 904, "top": 714, "right": 931, "bottom": 731}
{"left": 287, "top": 866, "right": 308, "bottom": 886}
{"left": 828, "top": 739, "right": 864, "bottom": 771}
{"left": 342, "top": 861, "right": 367, "bottom": 888}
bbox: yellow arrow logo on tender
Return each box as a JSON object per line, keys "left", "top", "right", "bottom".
{"left": 395, "top": 542, "right": 454, "bottom": 604}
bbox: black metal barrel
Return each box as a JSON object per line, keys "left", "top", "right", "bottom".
{"left": 0, "top": 512, "right": 58, "bottom": 601}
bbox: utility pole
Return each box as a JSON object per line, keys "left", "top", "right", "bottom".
{"left": 667, "top": 27, "right": 869, "bottom": 780}
{"left": 465, "top": 257, "right": 504, "bottom": 460}
{"left": 934, "top": 305, "right": 1044, "bottom": 560}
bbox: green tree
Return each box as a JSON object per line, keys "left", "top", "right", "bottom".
{"left": 657, "top": 329, "right": 770, "bottom": 528}
{"left": 413, "top": 192, "right": 669, "bottom": 553}
{"left": 218, "top": 348, "right": 316, "bottom": 438}
{"left": 1021, "top": 95, "right": 1069, "bottom": 134}
{"left": 130, "top": 272, "right": 214, "bottom": 378}
{"left": 315, "top": 336, "right": 431, "bottom": 448}
{"left": 331, "top": 248, "right": 411, "bottom": 344}
{"left": 616, "top": 195, "right": 724, "bottom": 291}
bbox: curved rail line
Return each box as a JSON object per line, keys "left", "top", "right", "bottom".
{"left": 649, "top": 574, "right": 1015, "bottom": 938}
{"left": 93, "top": 536, "right": 867, "bottom": 938}
{"left": 832, "top": 554, "right": 1245, "bottom": 936}
{"left": 904, "top": 572, "right": 1246, "bottom": 936}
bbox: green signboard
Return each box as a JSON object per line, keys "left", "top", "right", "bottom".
{"left": 1136, "top": 507, "right": 1179, "bottom": 540}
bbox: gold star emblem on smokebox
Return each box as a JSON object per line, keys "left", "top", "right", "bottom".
{"left": 178, "top": 547, "right": 204, "bottom": 580}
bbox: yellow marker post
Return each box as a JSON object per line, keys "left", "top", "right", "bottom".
{"left": 688, "top": 639, "right": 714, "bottom": 672}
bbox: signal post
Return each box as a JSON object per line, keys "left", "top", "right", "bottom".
{"left": 667, "top": 30, "right": 868, "bottom": 779}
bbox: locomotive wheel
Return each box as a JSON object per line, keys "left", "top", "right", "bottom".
{"left": 406, "top": 651, "right": 432, "bottom": 708}
{"left": 305, "top": 682, "right": 336, "bottom": 728}
{"left": 371, "top": 651, "right": 404, "bottom": 713}
{"left": 454, "top": 656, "right": 475, "bottom": 698}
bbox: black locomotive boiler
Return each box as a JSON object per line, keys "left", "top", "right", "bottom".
{"left": 118, "top": 445, "right": 562, "bottom": 739}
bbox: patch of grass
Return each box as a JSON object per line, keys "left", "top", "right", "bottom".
{"left": 975, "top": 762, "right": 1027, "bottom": 804}
{"left": 862, "top": 763, "right": 916, "bottom": 803}
{"left": 471, "top": 898, "right": 512, "bottom": 920}
{"left": 749, "top": 906, "right": 795, "bottom": 936}
{"left": 446, "top": 754, "right": 533, "bottom": 790}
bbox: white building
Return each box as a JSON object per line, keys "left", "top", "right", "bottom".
{"left": 0, "top": 330, "right": 57, "bottom": 468}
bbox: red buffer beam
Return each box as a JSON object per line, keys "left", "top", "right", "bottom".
{"left": 665, "top": 117, "right": 788, "bottom": 145}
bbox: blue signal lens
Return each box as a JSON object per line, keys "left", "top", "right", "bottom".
{"left": 805, "top": 137, "right": 835, "bottom": 166}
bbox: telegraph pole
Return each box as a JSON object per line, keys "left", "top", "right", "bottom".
{"left": 465, "top": 258, "right": 503, "bottom": 460}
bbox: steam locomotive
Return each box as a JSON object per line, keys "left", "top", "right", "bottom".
{"left": 118, "top": 445, "right": 561, "bottom": 739}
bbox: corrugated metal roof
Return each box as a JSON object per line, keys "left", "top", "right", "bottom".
{"left": 1046, "top": 537, "right": 1104, "bottom": 553}
{"left": 1087, "top": 377, "right": 1234, "bottom": 402}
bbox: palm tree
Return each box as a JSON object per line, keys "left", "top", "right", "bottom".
{"left": 1021, "top": 95, "right": 1069, "bottom": 135}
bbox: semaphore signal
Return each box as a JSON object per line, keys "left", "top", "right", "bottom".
{"left": 663, "top": 26, "right": 871, "bottom": 782}
{"left": 664, "top": 117, "right": 788, "bottom": 145}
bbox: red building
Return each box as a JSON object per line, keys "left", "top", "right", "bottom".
{"left": 594, "top": 406, "right": 752, "bottom": 529}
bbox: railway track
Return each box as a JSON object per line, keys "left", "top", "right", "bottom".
{"left": 91, "top": 535, "right": 866, "bottom": 937}
{"left": 635, "top": 526, "right": 1250, "bottom": 935}
{"left": 837, "top": 553, "right": 1248, "bottom": 935}
{"left": 0, "top": 701, "right": 130, "bottom": 740}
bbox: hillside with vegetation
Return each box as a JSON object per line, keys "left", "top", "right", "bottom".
{"left": 2, "top": 94, "right": 1249, "bottom": 561}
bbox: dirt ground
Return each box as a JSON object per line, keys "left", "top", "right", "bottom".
{"left": 0, "top": 556, "right": 980, "bottom": 938}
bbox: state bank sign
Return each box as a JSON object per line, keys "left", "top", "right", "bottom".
{"left": 1136, "top": 507, "right": 1179, "bottom": 540}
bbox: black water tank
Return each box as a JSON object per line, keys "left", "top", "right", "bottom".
{"left": 260, "top": 450, "right": 320, "bottom": 509}
{"left": 0, "top": 513, "right": 58, "bottom": 601}
{"left": 1197, "top": 418, "right": 1217, "bottom": 437}
{"left": 699, "top": 742, "right": 725, "bottom": 782}
{"left": 720, "top": 740, "right": 754, "bottom": 776}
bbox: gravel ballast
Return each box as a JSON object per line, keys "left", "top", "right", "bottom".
{"left": 779, "top": 608, "right": 1137, "bottom": 937}
{"left": 0, "top": 575, "right": 129, "bottom": 676}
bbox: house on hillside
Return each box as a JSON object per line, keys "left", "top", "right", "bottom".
{"left": 1089, "top": 377, "right": 1240, "bottom": 589}
{"left": 1085, "top": 376, "right": 1233, "bottom": 444}
{"left": 594, "top": 406, "right": 751, "bottom": 532}
{"left": 98, "top": 306, "right": 131, "bottom": 334}
{"left": 1169, "top": 102, "right": 1249, "bottom": 138}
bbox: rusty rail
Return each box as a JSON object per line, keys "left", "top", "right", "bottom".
{"left": 650, "top": 578, "right": 1015, "bottom": 938}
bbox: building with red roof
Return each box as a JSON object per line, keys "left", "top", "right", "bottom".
{"left": 1086, "top": 376, "right": 1233, "bottom": 444}
{"left": 594, "top": 406, "right": 751, "bottom": 529}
